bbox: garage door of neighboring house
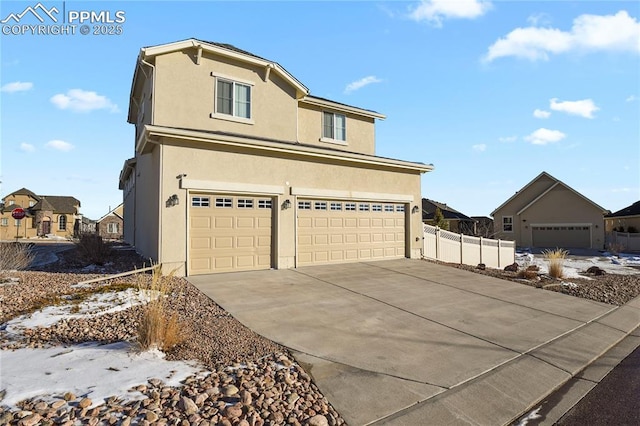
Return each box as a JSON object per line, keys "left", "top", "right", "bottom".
{"left": 531, "top": 225, "right": 591, "bottom": 249}
{"left": 189, "top": 193, "right": 273, "bottom": 275}
{"left": 297, "top": 199, "right": 405, "bottom": 266}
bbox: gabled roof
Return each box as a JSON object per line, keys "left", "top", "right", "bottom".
{"left": 607, "top": 200, "right": 640, "bottom": 218}
{"left": 32, "top": 196, "right": 80, "bottom": 214}
{"left": 3, "top": 187, "right": 39, "bottom": 201}
{"left": 491, "top": 171, "right": 607, "bottom": 216}
{"left": 129, "top": 38, "right": 310, "bottom": 123}
{"left": 300, "top": 95, "right": 386, "bottom": 120}
{"left": 422, "top": 198, "right": 474, "bottom": 222}
{"left": 97, "top": 203, "right": 124, "bottom": 223}
{"left": 118, "top": 157, "right": 137, "bottom": 189}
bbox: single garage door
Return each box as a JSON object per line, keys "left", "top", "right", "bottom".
{"left": 189, "top": 194, "right": 273, "bottom": 275}
{"left": 532, "top": 225, "right": 591, "bottom": 249}
{"left": 297, "top": 199, "right": 405, "bottom": 266}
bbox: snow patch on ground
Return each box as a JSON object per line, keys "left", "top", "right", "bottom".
{"left": 0, "top": 286, "right": 201, "bottom": 409}
{"left": 515, "top": 250, "right": 640, "bottom": 279}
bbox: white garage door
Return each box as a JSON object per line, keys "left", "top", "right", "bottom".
{"left": 532, "top": 225, "right": 591, "bottom": 249}
{"left": 297, "top": 199, "right": 406, "bottom": 266}
{"left": 189, "top": 194, "right": 273, "bottom": 275}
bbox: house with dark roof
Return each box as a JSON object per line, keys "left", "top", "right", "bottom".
{"left": 605, "top": 200, "right": 640, "bottom": 233}
{"left": 422, "top": 198, "right": 476, "bottom": 235}
{"left": 120, "top": 38, "right": 432, "bottom": 276}
{"left": 0, "top": 188, "right": 81, "bottom": 240}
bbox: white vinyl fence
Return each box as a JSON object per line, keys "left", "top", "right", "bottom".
{"left": 423, "top": 224, "right": 515, "bottom": 269}
{"left": 606, "top": 231, "right": 640, "bottom": 252}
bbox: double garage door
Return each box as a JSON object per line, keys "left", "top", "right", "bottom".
{"left": 188, "top": 193, "right": 406, "bottom": 275}
{"left": 531, "top": 225, "right": 591, "bottom": 249}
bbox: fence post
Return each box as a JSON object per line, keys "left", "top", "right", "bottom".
{"left": 460, "top": 233, "right": 464, "bottom": 265}
{"left": 435, "top": 227, "right": 441, "bottom": 261}
{"left": 479, "top": 237, "right": 483, "bottom": 264}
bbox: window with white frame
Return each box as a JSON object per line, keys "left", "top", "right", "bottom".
{"left": 107, "top": 223, "right": 119, "bottom": 234}
{"left": 359, "top": 203, "right": 370, "bottom": 212}
{"left": 215, "top": 198, "right": 231, "bottom": 208}
{"left": 502, "top": 216, "right": 513, "bottom": 232}
{"left": 314, "top": 201, "right": 327, "bottom": 210}
{"left": 372, "top": 204, "right": 382, "bottom": 212}
{"left": 193, "top": 197, "right": 211, "bottom": 207}
{"left": 59, "top": 215, "right": 67, "bottom": 231}
{"left": 216, "top": 78, "right": 251, "bottom": 119}
{"left": 384, "top": 205, "right": 394, "bottom": 212}
{"left": 323, "top": 112, "right": 346, "bottom": 141}
{"left": 345, "top": 203, "right": 356, "bottom": 211}
{"left": 330, "top": 202, "right": 342, "bottom": 211}
{"left": 8, "top": 200, "right": 14, "bottom": 206}
{"left": 29, "top": 201, "right": 35, "bottom": 207}
{"left": 258, "top": 199, "right": 272, "bottom": 209}
{"left": 237, "top": 199, "right": 254, "bottom": 208}
{"left": 14, "top": 219, "right": 21, "bottom": 227}
{"left": 1, "top": 218, "right": 7, "bottom": 226}
{"left": 298, "top": 201, "right": 311, "bottom": 210}
{"left": 396, "top": 205, "right": 405, "bottom": 212}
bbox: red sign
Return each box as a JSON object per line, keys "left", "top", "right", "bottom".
{"left": 11, "top": 208, "right": 26, "bottom": 220}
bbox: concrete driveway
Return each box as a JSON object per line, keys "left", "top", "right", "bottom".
{"left": 188, "top": 259, "right": 640, "bottom": 425}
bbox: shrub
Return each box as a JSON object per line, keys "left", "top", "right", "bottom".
{"left": 517, "top": 268, "right": 538, "bottom": 280}
{"left": 542, "top": 248, "right": 569, "bottom": 279}
{"left": 628, "top": 226, "right": 638, "bottom": 233}
{"left": 0, "top": 242, "right": 34, "bottom": 271}
{"left": 136, "top": 266, "right": 184, "bottom": 352}
{"left": 76, "top": 234, "right": 111, "bottom": 265}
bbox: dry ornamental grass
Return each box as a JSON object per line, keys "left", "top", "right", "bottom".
{"left": 0, "top": 242, "right": 34, "bottom": 271}
{"left": 542, "top": 248, "right": 569, "bottom": 279}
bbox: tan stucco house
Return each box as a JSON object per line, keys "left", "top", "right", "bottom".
{"left": 422, "top": 198, "right": 476, "bottom": 235}
{"left": 491, "top": 172, "right": 607, "bottom": 249}
{"left": 119, "top": 39, "right": 433, "bottom": 276}
{"left": 0, "top": 187, "right": 81, "bottom": 240}
{"left": 605, "top": 200, "right": 640, "bottom": 233}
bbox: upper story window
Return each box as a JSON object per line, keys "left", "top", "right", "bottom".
{"left": 322, "top": 112, "right": 346, "bottom": 142}
{"left": 29, "top": 201, "right": 35, "bottom": 207}
{"left": 216, "top": 78, "right": 251, "bottom": 119}
{"left": 59, "top": 215, "right": 67, "bottom": 231}
{"left": 8, "top": 200, "right": 14, "bottom": 206}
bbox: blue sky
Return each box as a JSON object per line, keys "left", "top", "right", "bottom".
{"left": 1, "top": 0, "right": 638, "bottom": 220}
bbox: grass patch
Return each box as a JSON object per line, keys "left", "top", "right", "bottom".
{"left": 136, "top": 266, "right": 184, "bottom": 352}
{"left": 517, "top": 268, "right": 539, "bottom": 280}
{"left": 0, "top": 242, "right": 34, "bottom": 271}
{"left": 542, "top": 248, "right": 569, "bottom": 279}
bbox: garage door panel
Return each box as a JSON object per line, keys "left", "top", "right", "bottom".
{"left": 191, "top": 237, "right": 211, "bottom": 249}
{"left": 189, "top": 194, "right": 272, "bottom": 275}
{"left": 297, "top": 198, "right": 406, "bottom": 266}
{"left": 532, "top": 226, "right": 591, "bottom": 248}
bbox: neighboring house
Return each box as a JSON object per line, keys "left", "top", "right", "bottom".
{"left": 491, "top": 172, "right": 608, "bottom": 249}
{"left": 471, "top": 216, "right": 494, "bottom": 238}
{"left": 96, "top": 204, "right": 124, "bottom": 240}
{"left": 422, "top": 198, "right": 476, "bottom": 235}
{"left": 80, "top": 216, "right": 97, "bottom": 235}
{"left": 0, "top": 187, "right": 81, "bottom": 240}
{"left": 120, "top": 39, "right": 433, "bottom": 276}
{"left": 605, "top": 201, "right": 640, "bottom": 233}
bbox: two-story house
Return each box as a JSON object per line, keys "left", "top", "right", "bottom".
{"left": 120, "top": 39, "right": 433, "bottom": 276}
{"left": 0, "top": 187, "right": 81, "bottom": 240}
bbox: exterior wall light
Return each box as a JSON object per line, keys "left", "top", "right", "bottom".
{"left": 281, "top": 199, "right": 291, "bottom": 210}
{"left": 166, "top": 194, "right": 179, "bottom": 207}
{"left": 412, "top": 205, "right": 420, "bottom": 214}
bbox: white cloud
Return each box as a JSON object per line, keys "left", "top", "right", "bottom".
{"left": 20, "top": 143, "right": 35, "bottom": 152}
{"left": 472, "top": 144, "right": 487, "bottom": 152}
{"left": 527, "top": 13, "right": 551, "bottom": 27}
{"left": 499, "top": 135, "right": 517, "bottom": 143}
{"left": 525, "top": 128, "right": 567, "bottom": 145}
{"left": 550, "top": 98, "right": 599, "bottom": 118}
{"left": 409, "top": 0, "right": 492, "bottom": 27}
{"left": 46, "top": 140, "right": 74, "bottom": 152}
{"left": 627, "top": 95, "right": 637, "bottom": 102}
{"left": 344, "top": 76, "right": 383, "bottom": 94}
{"left": 1, "top": 81, "right": 33, "bottom": 93}
{"left": 484, "top": 10, "right": 640, "bottom": 62}
{"left": 50, "top": 89, "right": 119, "bottom": 113}
{"left": 533, "top": 109, "right": 551, "bottom": 119}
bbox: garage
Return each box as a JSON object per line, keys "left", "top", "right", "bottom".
{"left": 531, "top": 225, "right": 591, "bottom": 249}
{"left": 297, "top": 199, "right": 406, "bottom": 266}
{"left": 189, "top": 193, "right": 273, "bottom": 275}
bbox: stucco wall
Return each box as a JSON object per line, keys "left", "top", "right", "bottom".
{"left": 297, "top": 103, "right": 375, "bottom": 155}
{"left": 132, "top": 149, "right": 160, "bottom": 261}
{"left": 153, "top": 51, "right": 298, "bottom": 142}
{"left": 157, "top": 140, "right": 423, "bottom": 275}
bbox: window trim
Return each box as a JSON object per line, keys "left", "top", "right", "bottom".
{"left": 502, "top": 216, "right": 514, "bottom": 232}
{"left": 0, "top": 218, "right": 7, "bottom": 227}
{"left": 321, "top": 111, "right": 347, "bottom": 144}
{"left": 107, "top": 222, "right": 120, "bottom": 234}
{"left": 193, "top": 196, "right": 212, "bottom": 208}
{"left": 210, "top": 73, "right": 255, "bottom": 124}
{"left": 58, "top": 215, "right": 67, "bottom": 231}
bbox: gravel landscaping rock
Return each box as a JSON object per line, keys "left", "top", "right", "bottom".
{"left": 0, "top": 246, "right": 346, "bottom": 425}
